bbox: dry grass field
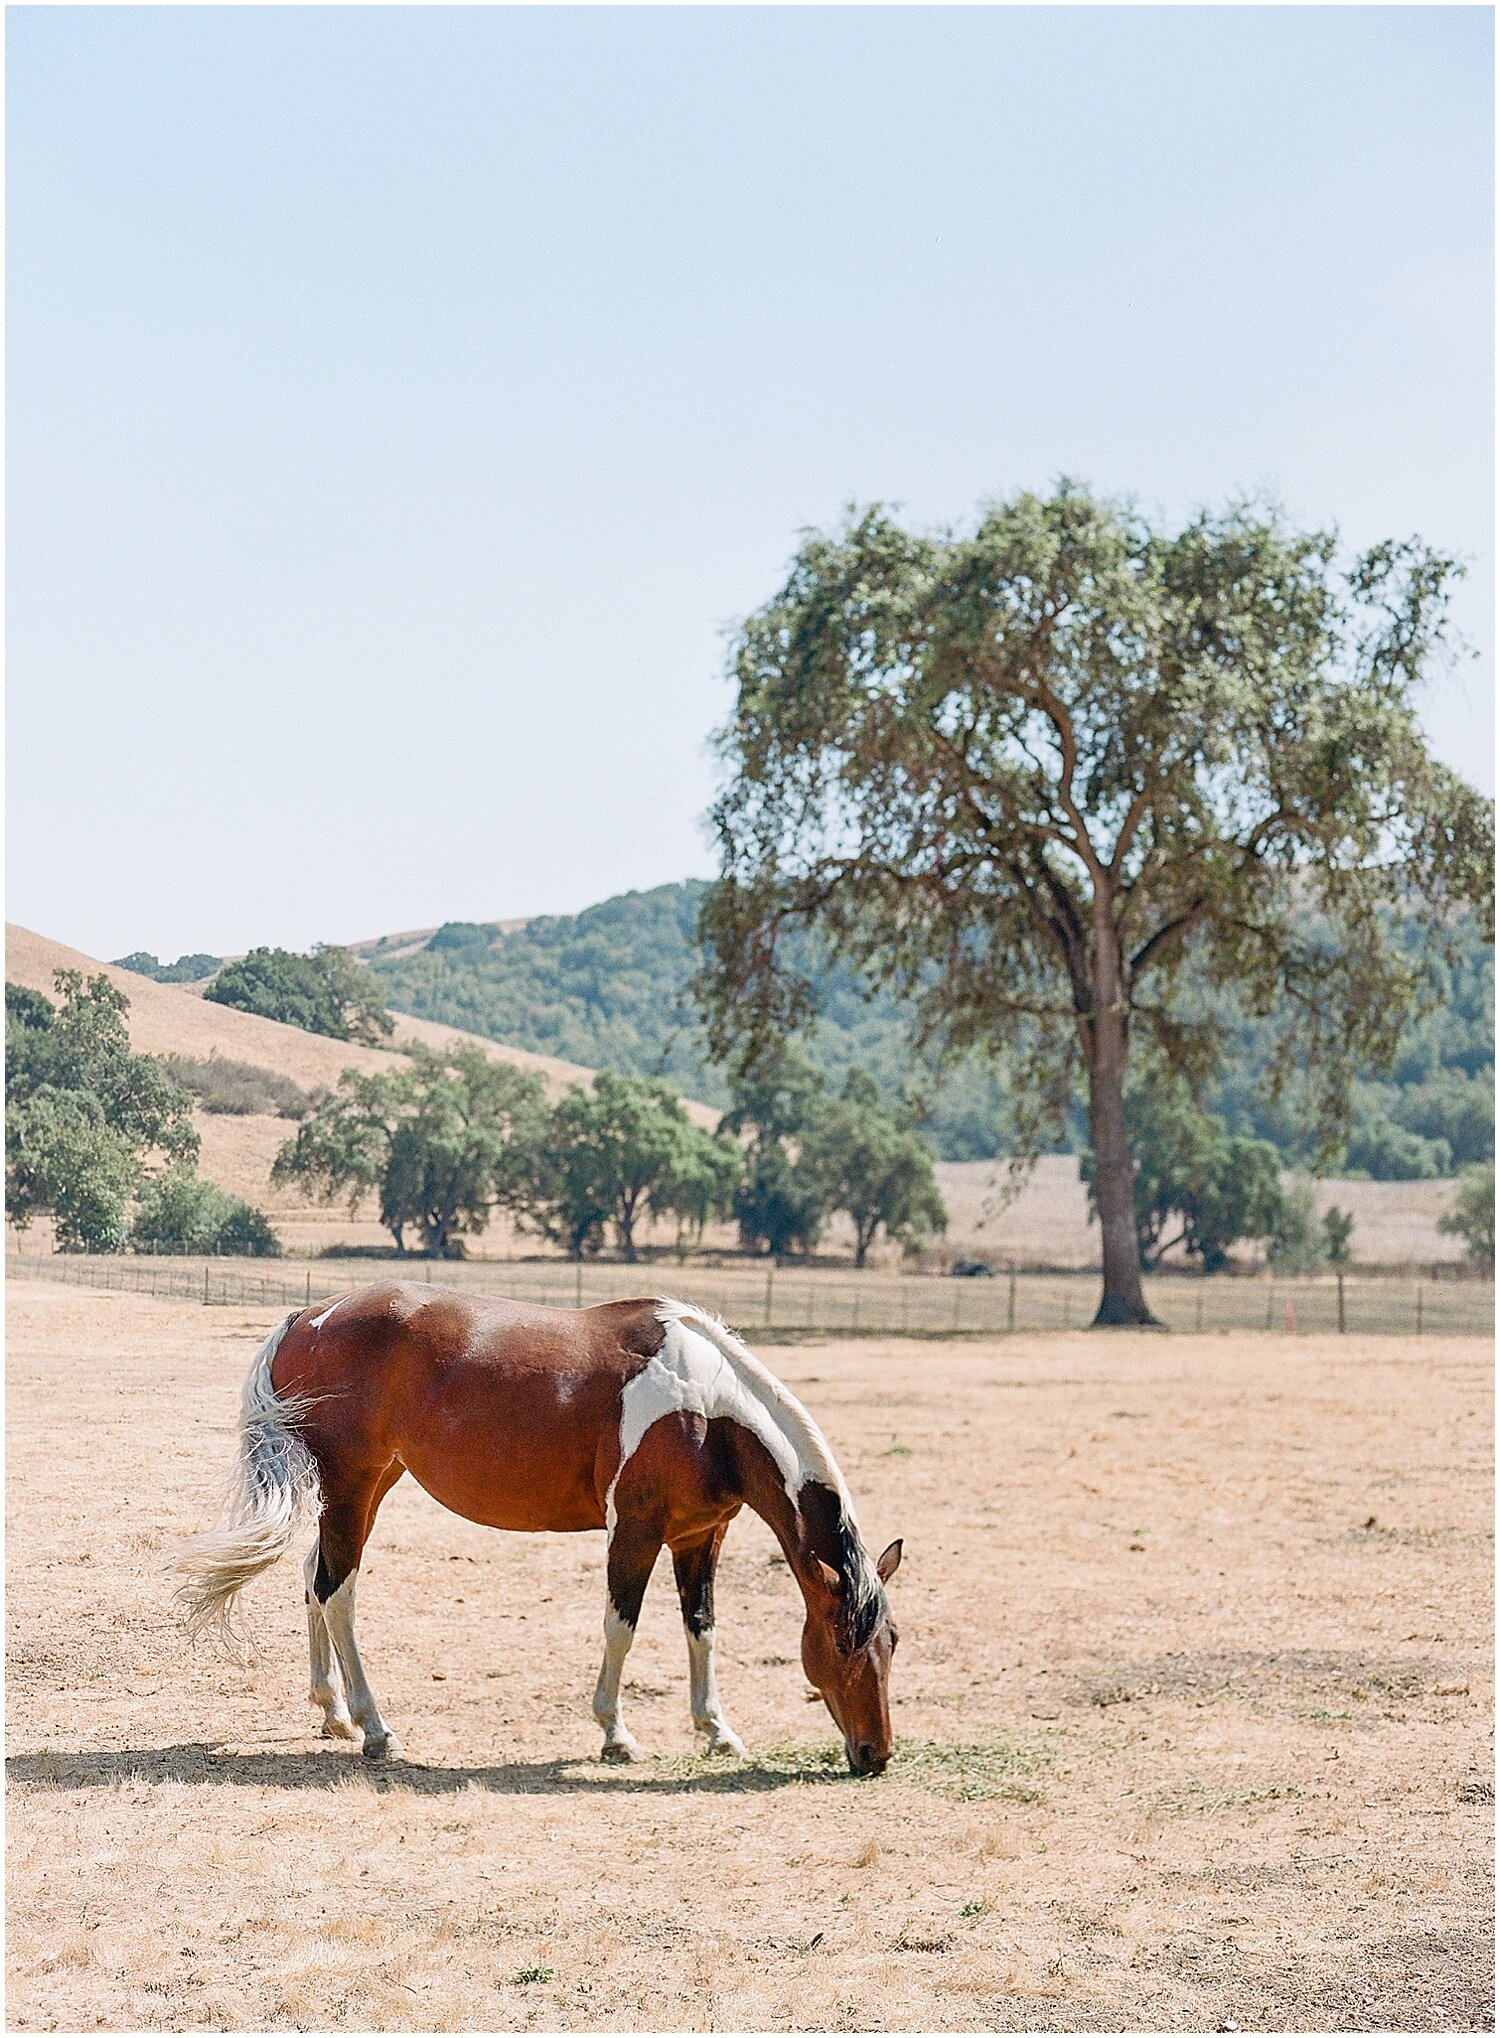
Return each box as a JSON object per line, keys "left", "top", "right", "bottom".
{"left": 6, "top": 1278, "right": 1493, "bottom": 2032}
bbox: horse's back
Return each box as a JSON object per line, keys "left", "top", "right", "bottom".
{"left": 270, "top": 1282, "right": 667, "bottom": 1531}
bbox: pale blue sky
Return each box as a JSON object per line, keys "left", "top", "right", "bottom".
{"left": 8, "top": 5, "right": 1493, "bottom": 961}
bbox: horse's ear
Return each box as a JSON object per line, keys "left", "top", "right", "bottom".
{"left": 876, "top": 1539, "right": 903, "bottom": 1583}
{"left": 815, "top": 1559, "right": 841, "bottom": 1594}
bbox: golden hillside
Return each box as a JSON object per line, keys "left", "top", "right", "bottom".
{"left": 6, "top": 924, "right": 716, "bottom": 1251}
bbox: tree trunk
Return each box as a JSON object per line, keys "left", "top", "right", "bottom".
{"left": 1086, "top": 1004, "right": 1159, "bottom": 1327}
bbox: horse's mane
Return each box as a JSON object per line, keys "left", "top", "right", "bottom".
{"left": 655, "top": 1297, "right": 885, "bottom": 1639}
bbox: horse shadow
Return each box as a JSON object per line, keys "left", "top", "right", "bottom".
{"left": 7, "top": 1742, "right": 851, "bottom": 1797}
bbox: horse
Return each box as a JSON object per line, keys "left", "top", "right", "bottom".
{"left": 176, "top": 1284, "right": 903, "bottom": 1774}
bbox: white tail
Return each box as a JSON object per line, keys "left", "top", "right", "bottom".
{"left": 174, "top": 1313, "right": 321, "bottom": 1654}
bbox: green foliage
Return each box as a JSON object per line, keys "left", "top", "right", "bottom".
{"left": 427, "top": 921, "right": 495, "bottom": 954}
{"left": 1081, "top": 1075, "right": 1286, "bottom": 1271}
{"left": 719, "top": 1047, "right": 833, "bottom": 1256}
{"left": 6, "top": 1086, "right": 139, "bottom": 1253}
{"left": 799, "top": 1068, "right": 947, "bottom": 1266}
{"left": 520, "top": 1071, "right": 741, "bottom": 1261}
{"left": 130, "top": 1168, "right": 280, "bottom": 1256}
{"left": 6, "top": 972, "right": 200, "bottom": 1251}
{"left": 161, "top": 1054, "right": 317, "bottom": 1119}
{"left": 113, "top": 951, "right": 221, "bottom": 984}
{"left": 1322, "top": 1204, "right": 1355, "bottom": 1266}
{"left": 206, "top": 946, "right": 393, "bottom": 1045}
{"left": 1437, "top": 1163, "right": 1495, "bottom": 1265}
{"left": 273, "top": 1046, "right": 548, "bottom": 1258}
{"left": 1267, "top": 1180, "right": 1322, "bottom": 1271}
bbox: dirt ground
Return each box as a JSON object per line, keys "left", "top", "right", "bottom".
{"left": 6, "top": 1281, "right": 1493, "bottom": 2032}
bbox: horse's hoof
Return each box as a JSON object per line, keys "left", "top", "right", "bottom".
{"left": 363, "top": 1733, "right": 405, "bottom": 1762}
{"left": 321, "top": 1715, "right": 359, "bottom": 1742}
{"left": 600, "top": 1737, "right": 640, "bottom": 1764}
{"left": 703, "top": 1730, "right": 748, "bottom": 1758}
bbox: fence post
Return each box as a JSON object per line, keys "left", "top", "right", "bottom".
{"left": 204, "top": 1263, "right": 209, "bottom": 1305}
{"left": 305, "top": 1270, "right": 312, "bottom": 1306}
{"left": 1195, "top": 1290, "right": 1203, "bottom": 1334}
{"left": 1416, "top": 1284, "right": 1423, "bottom": 1335}
{"left": 1336, "top": 1271, "right": 1345, "bottom": 1335}
{"left": 764, "top": 1265, "right": 773, "bottom": 1329}
{"left": 1007, "top": 1269, "right": 1017, "bottom": 1336}
{"left": 1265, "top": 1286, "right": 1274, "bottom": 1332}
{"left": 575, "top": 1260, "right": 583, "bottom": 1309}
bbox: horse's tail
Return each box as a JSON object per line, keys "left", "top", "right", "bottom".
{"left": 174, "top": 1312, "right": 321, "bottom": 1654}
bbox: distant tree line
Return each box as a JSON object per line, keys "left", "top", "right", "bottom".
{"left": 271, "top": 1048, "right": 948, "bottom": 1263}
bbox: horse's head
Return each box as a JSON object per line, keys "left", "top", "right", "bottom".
{"left": 801, "top": 1538, "right": 903, "bottom": 1775}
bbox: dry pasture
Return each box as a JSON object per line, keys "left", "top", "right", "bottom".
{"left": 6, "top": 1279, "right": 1494, "bottom": 2031}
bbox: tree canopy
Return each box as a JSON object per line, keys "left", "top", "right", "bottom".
{"left": 696, "top": 483, "right": 1494, "bottom": 1321}
{"left": 207, "top": 945, "right": 393, "bottom": 1045}
{"left": 6, "top": 971, "right": 200, "bottom": 1251}
{"left": 273, "top": 1045, "right": 547, "bottom": 1257}
{"left": 521, "top": 1071, "right": 741, "bottom": 1261}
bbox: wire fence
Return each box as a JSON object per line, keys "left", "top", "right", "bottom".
{"left": 7, "top": 1250, "right": 1493, "bottom": 1338}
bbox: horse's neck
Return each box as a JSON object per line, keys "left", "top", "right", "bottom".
{"left": 731, "top": 1427, "right": 844, "bottom": 1607}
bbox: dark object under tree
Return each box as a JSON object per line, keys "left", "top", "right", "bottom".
{"left": 696, "top": 483, "right": 1493, "bottom": 1325}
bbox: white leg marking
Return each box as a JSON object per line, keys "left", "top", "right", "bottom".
{"left": 321, "top": 1569, "right": 404, "bottom": 1760}
{"left": 592, "top": 1607, "right": 642, "bottom": 1762}
{"left": 686, "top": 1624, "right": 746, "bottom": 1757}
{"left": 303, "top": 1545, "right": 356, "bottom": 1740}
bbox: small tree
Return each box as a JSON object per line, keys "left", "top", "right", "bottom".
{"left": 6, "top": 972, "right": 198, "bottom": 1251}
{"left": 653, "top": 1122, "right": 744, "bottom": 1257}
{"left": 1322, "top": 1205, "right": 1356, "bottom": 1266}
{"left": 718, "top": 1048, "right": 833, "bottom": 1257}
{"left": 273, "top": 1046, "right": 547, "bottom": 1256}
{"left": 698, "top": 484, "right": 1492, "bottom": 1325}
{"left": 1081, "top": 1075, "right": 1285, "bottom": 1272}
{"left": 800, "top": 1068, "right": 947, "bottom": 1266}
{"left": 130, "top": 1169, "right": 280, "bottom": 1256}
{"left": 522, "top": 1071, "right": 741, "bottom": 1261}
{"left": 207, "top": 945, "right": 393, "bottom": 1044}
{"left": 1438, "top": 1163, "right": 1495, "bottom": 1266}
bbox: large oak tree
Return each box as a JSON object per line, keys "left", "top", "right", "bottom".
{"left": 696, "top": 484, "right": 1493, "bottom": 1324}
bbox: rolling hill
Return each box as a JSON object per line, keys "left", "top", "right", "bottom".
{"left": 5, "top": 922, "right": 715, "bottom": 1256}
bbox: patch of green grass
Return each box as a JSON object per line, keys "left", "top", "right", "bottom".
{"left": 960, "top": 1899, "right": 988, "bottom": 1918}
{"left": 511, "top": 1966, "right": 554, "bottom": 1986}
{"left": 639, "top": 1735, "right": 1054, "bottom": 1802}
{"left": 881, "top": 1442, "right": 914, "bottom": 1458}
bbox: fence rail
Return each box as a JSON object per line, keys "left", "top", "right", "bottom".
{"left": 7, "top": 1252, "right": 1493, "bottom": 1338}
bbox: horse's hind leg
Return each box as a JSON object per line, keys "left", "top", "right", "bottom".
{"left": 313, "top": 1461, "right": 406, "bottom": 1761}
{"left": 672, "top": 1528, "right": 746, "bottom": 1757}
{"left": 593, "top": 1514, "right": 662, "bottom": 1763}
{"left": 303, "top": 1545, "right": 356, "bottom": 1741}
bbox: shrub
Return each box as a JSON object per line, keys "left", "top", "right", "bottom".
{"left": 161, "top": 1054, "right": 317, "bottom": 1119}
{"left": 1267, "top": 1180, "right": 1322, "bottom": 1271}
{"left": 130, "top": 1169, "right": 280, "bottom": 1256}
{"left": 1438, "top": 1163, "right": 1495, "bottom": 1266}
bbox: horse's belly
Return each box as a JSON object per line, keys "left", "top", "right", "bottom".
{"left": 394, "top": 1397, "right": 609, "bottom": 1536}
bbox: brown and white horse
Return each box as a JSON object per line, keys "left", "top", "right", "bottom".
{"left": 177, "top": 1284, "right": 902, "bottom": 1774}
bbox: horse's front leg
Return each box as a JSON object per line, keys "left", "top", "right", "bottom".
{"left": 593, "top": 1514, "right": 662, "bottom": 1762}
{"left": 672, "top": 1527, "right": 747, "bottom": 1757}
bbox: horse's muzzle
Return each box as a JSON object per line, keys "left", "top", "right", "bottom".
{"left": 847, "top": 1742, "right": 889, "bottom": 1777}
